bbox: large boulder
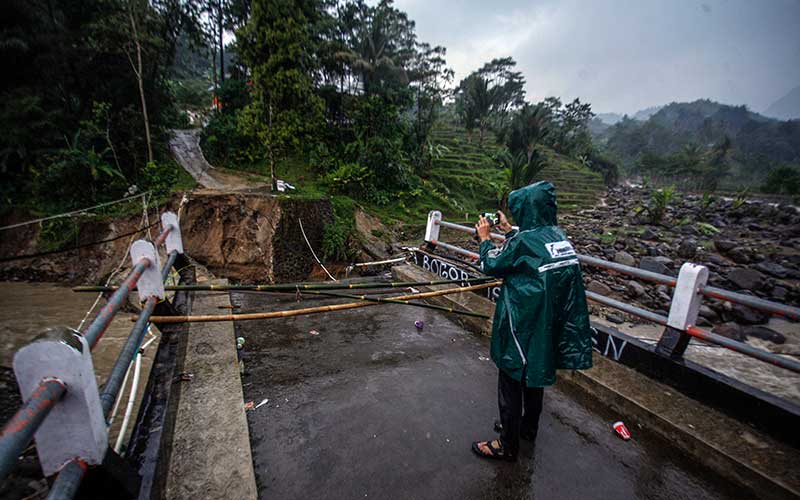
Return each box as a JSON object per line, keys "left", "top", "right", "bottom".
{"left": 742, "top": 326, "right": 786, "bottom": 344}
{"left": 728, "top": 247, "right": 751, "bottom": 264}
{"left": 754, "top": 261, "right": 789, "bottom": 279}
{"left": 712, "top": 323, "right": 745, "bottom": 342}
{"left": 641, "top": 227, "right": 659, "bottom": 240}
{"left": 726, "top": 268, "right": 765, "bottom": 290}
{"left": 677, "top": 238, "right": 697, "bottom": 259}
{"left": 729, "top": 304, "right": 770, "bottom": 325}
{"left": 627, "top": 280, "right": 646, "bottom": 298}
{"left": 639, "top": 256, "right": 672, "bottom": 276}
{"left": 613, "top": 251, "right": 636, "bottom": 267}
{"left": 586, "top": 280, "right": 612, "bottom": 296}
{"left": 713, "top": 239, "right": 737, "bottom": 253}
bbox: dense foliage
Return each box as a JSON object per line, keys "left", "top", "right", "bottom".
{"left": 0, "top": 0, "right": 198, "bottom": 212}
{"left": 599, "top": 99, "right": 800, "bottom": 190}
{"left": 200, "top": 0, "right": 454, "bottom": 201}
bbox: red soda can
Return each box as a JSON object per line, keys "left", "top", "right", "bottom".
{"left": 613, "top": 421, "right": 631, "bottom": 440}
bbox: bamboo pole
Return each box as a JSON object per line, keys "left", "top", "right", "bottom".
{"left": 75, "top": 278, "right": 494, "bottom": 293}
{"left": 301, "top": 289, "right": 491, "bottom": 319}
{"left": 141, "top": 281, "right": 502, "bottom": 324}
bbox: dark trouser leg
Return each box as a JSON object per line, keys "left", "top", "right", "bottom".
{"left": 521, "top": 386, "right": 544, "bottom": 438}
{"left": 497, "top": 369, "right": 523, "bottom": 455}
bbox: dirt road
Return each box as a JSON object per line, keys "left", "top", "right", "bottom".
{"left": 170, "top": 129, "right": 267, "bottom": 192}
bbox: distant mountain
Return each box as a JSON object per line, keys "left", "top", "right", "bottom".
{"left": 596, "top": 113, "right": 623, "bottom": 125}
{"left": 588, "top": 117, "right": 611, "bottom": 135}
{"left": 763, "top": 86, "right": 800, "bottom": 121}
{"left": 596, "top": 106, "right": 663, "bottom": 125}
{"left": 632, "top": 105, "right": 662, "bottom": 121}
{"left": 600, "top": 99, "right": 800, "bottom": 184}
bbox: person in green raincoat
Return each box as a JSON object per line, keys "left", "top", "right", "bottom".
{"left": 472, "top": 181, "right": 593, "bottom": 461}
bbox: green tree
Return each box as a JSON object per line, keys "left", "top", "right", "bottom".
{"left": 540, "top": 97, "right": 594, "bottom": 155}
{"left": 698, "top": 135, "right": 731, "bottom": 191}
{"left": 505, "top": 103, "right": 550, "bottom": 163}
{"left": 238, "top": 0, "right": 325, "bottom": 191}
{"left": 0, "top": 0, "right": 188, "bottom": 210}
{"left": 455, "top": 57, "right": 525, "bottom": 143}
{"left": 763, "top": 165, "right": 800, "bottom": 195}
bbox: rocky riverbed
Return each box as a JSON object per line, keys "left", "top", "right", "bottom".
{"left": 561, "top": 186, "right": 800, "bottom": 353}
{"left": 439, "top": 185, "right": 800, "bottom": 355}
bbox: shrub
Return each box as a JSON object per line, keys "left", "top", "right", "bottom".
{"left": 321, "top": 197, "right": 359, "bottom": 261}
{"left": 648, "top": 185, "right": 675, "bottom": 224}
{"left": 322, "top": 162, "right": 373, "bottom": 198}
{"left": 141, "top": 161, "right": 180, "bottom": 197}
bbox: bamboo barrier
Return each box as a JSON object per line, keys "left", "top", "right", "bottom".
{"left": 300, "top": 289, "right": 491, "bottom": 319}
{"left": 75, "top": 278, "right": 493, "bottom": 294}
{"left": 140, "top": 281, "right": 502, "bottom": 324}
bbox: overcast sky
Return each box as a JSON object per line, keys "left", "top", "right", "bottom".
{"left": 393, "top": 0, "right": 800, "bottom": 115}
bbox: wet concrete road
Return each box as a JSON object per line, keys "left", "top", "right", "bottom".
{"left": 233, "top": 290, "right": 740, "bottom": 500}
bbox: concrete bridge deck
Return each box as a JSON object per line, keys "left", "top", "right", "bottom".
{"left": 232, "top": 290, "right": 740, "bottom": 500}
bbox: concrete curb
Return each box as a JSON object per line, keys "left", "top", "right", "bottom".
{"left": 163, "top": 281, "right": 257, "bottom": 500}
{"left": 391, "top": 263, "right": 800, "bottom": 500}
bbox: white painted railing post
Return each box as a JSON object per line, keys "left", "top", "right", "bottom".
{"left": 13, "top": 327, "right": 108, "bottom": 475}
{"left": 131, "top": 240, "right": 165, "bottom": 301}
{"left": 425, "top": 210, "right": 442, "bottom": 244}
{"left": 656, "top": 263, "right": 709, "bottom": 358}
{"left": 161, "top": 211, "right": 183, "bottom": 255}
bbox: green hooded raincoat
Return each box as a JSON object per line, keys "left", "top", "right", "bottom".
{"left": 480, "top": 181, "right": 592, "bottom": 387}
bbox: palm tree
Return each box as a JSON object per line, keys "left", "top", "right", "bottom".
{"left": 456, "top": 74, "right": 492, "bottom": 143}
{"left": 335, "top": 0, "right": 412, "bottom": 96}
{"left": 507, "top": 103, "right": 550, "bottom": 163}
{"left": 497, "top": 148, "right": 547, "bottom": 207}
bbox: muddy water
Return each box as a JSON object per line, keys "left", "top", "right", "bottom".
{"left": 593, "top": 315, "right": 800, "bottom": 405}
{"left": 0, "top": 281, "right": 156, "bottom": 447}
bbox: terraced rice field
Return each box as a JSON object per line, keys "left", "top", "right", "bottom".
{"left": 427, "top": 125, "right": 606, "bottom": 217}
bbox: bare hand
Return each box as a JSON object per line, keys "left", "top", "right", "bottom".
{"left": 496, "top": 211, "right": 513, "bottom": 233}
{"left": 476, "top": 216, "right": 491, "bottom": 242}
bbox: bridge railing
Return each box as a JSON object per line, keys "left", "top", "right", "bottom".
{"left": 423, "top": 210, "right": 800, "bottom": 375}
{"left": 0, "top": 211, "right": 184, "bottom": 499}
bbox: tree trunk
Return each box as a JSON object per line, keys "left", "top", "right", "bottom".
{"left": 128, "top": 2, "right": 153, "bottom": 164}
{"left": 211, "top": 43, "right": 218, "bottom": 90}
{"left": 269, "top": 147, "right": 277, "bottom": 192}
{"left": 218, "top": 0, "right": 225, "bottom": 83}
{"left": 268, "top": 101, "right": 277, "bottom": 192}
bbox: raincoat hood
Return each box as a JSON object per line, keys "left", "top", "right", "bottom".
{"left": 508, "top": 181, "right": 557, "bottom": 231}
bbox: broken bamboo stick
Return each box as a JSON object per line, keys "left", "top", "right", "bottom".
{"left": 140, "top": 281, "right": 501, "bottom": 324}
{"left": 300, "top": 289, "right": 491, "bottom": 319}
{"left": 75, "top": 277, "right": 494, "bottom": 293}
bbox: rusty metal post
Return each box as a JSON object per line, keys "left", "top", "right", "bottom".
{"left": 0, "top": 378, "right": 66, "bottom": 481}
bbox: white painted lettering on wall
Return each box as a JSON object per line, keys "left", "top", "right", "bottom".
{"left": 591, "top": 328, "right": 628, "bottom": 361}
{"left": 415, "top": 251, "right": 500, "bottom": 302}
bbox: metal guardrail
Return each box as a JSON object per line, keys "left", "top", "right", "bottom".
{"left": 0, "top": 212, "right": 184, "bottom": 499}
{"left": 423, "top": 210, "right": 800, "bottom": 375}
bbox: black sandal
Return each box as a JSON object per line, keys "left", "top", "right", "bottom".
{"left": 471, "top": 439, "right": 516, "bottom": 462}
{"left": 493, "top": 420, "right": 537, "bottom": 441}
